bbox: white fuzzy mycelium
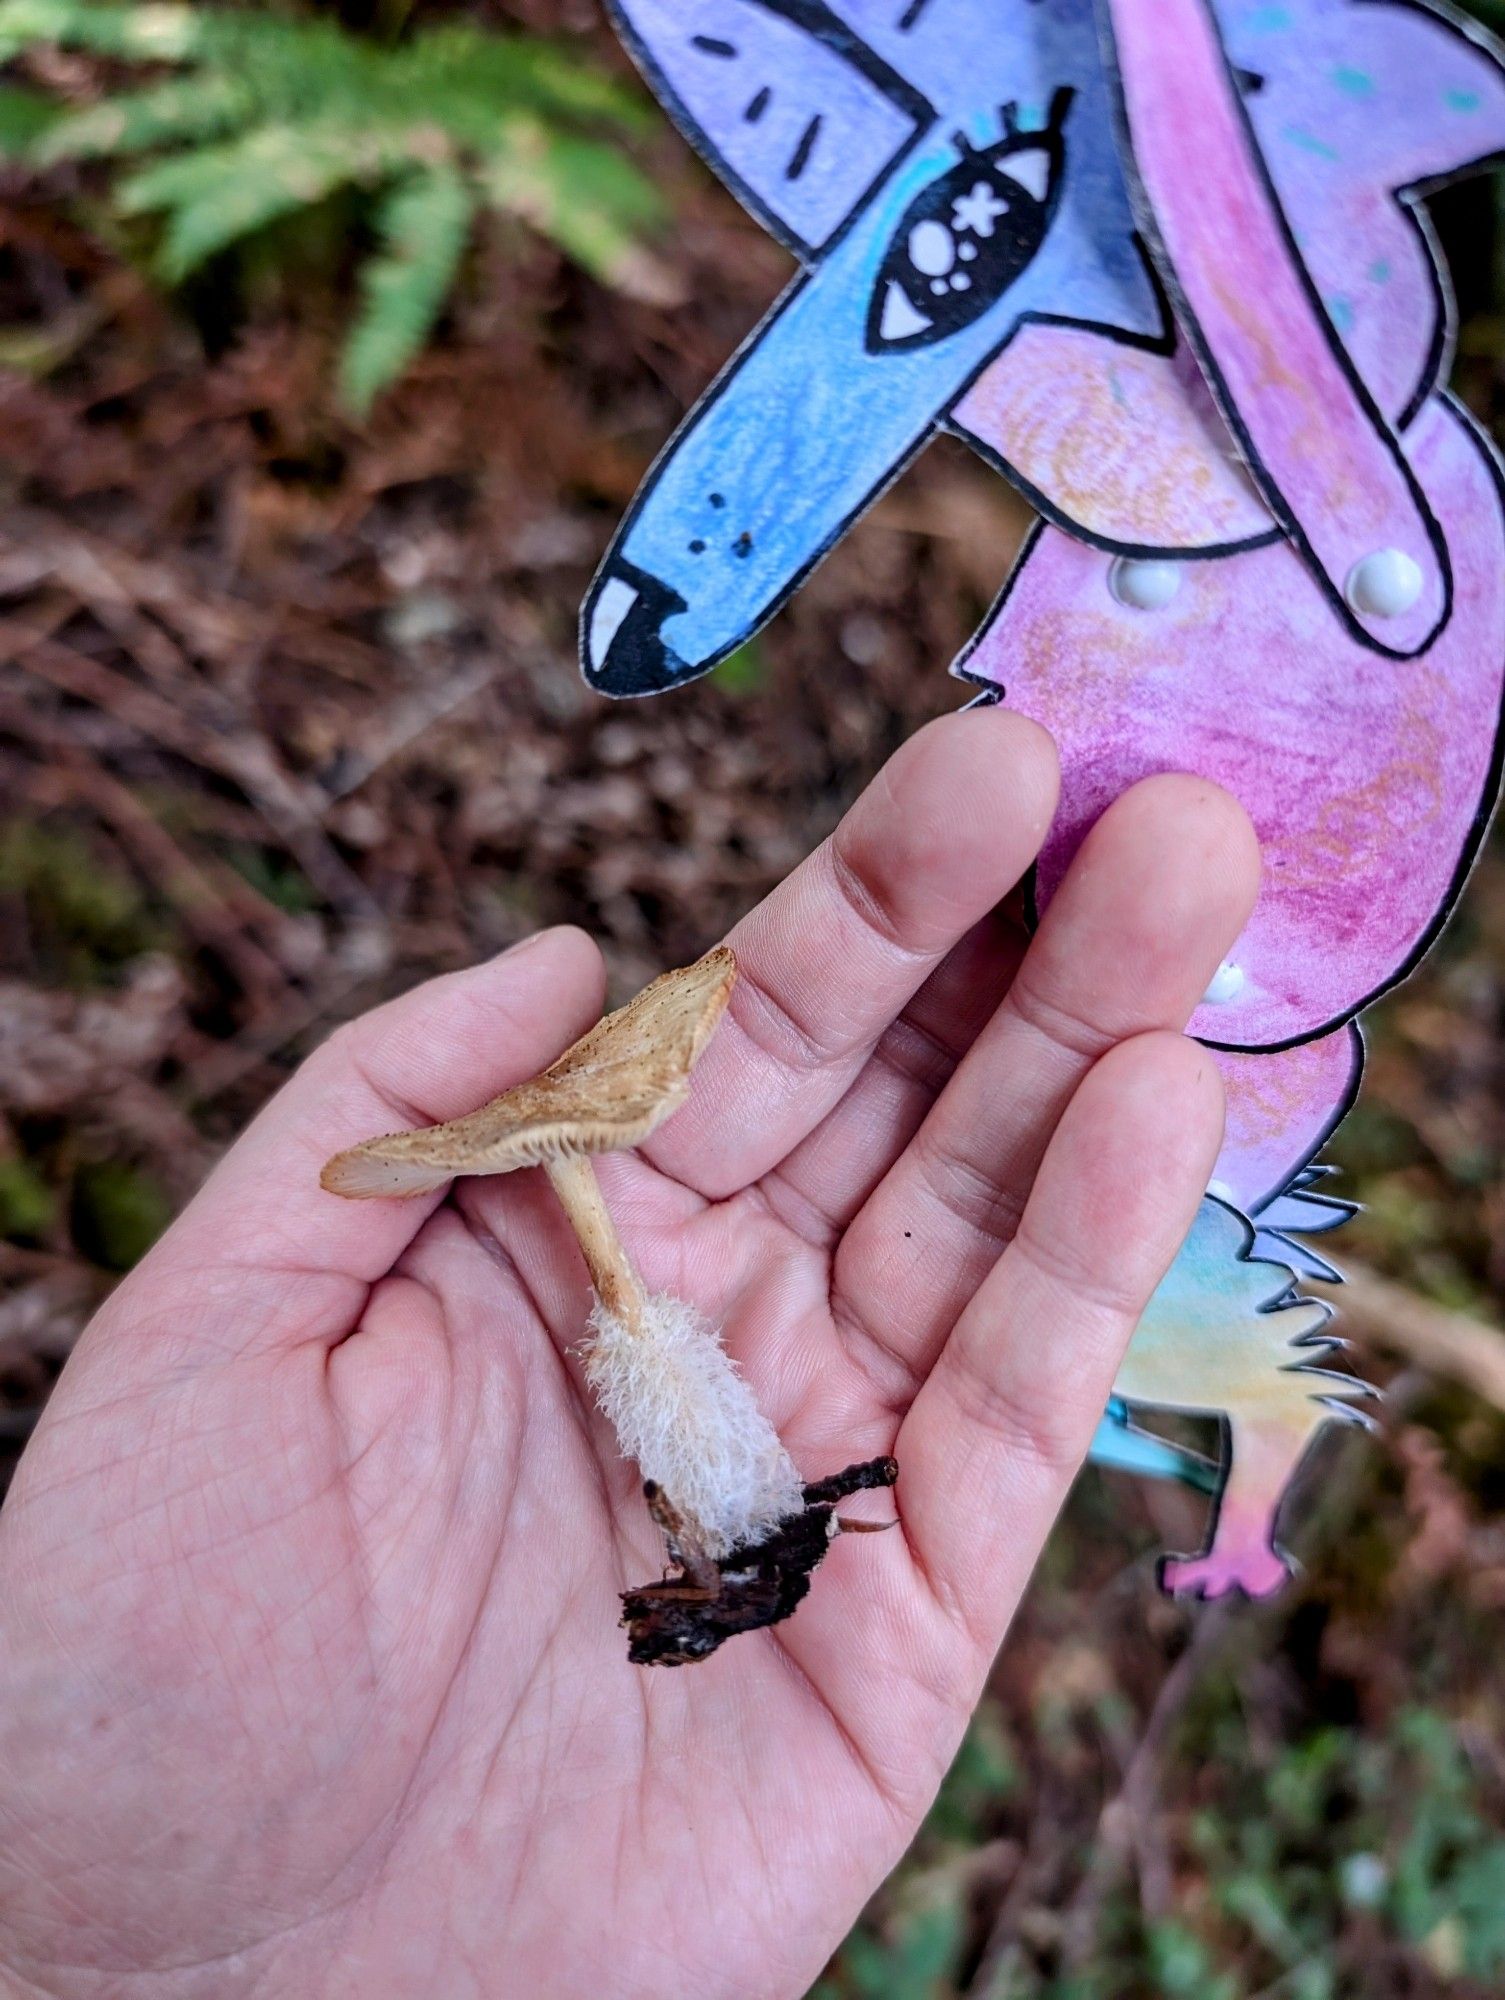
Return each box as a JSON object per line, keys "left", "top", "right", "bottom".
{"left": 584, "top": 1295, "right": 804, "bottom": 1556}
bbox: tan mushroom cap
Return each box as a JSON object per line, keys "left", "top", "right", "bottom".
{"left": 321, "top": 946, "right": 737, "bottom": 1201}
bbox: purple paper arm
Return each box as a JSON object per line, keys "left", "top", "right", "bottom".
{"left": 1103, "top": 0, "right": 1448, "bottom": 656}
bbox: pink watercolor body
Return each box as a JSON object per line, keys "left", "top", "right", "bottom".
{"left": 1210, "top": 1030, "right": 1360, "bottom": 1212}
{"left": 962, "top": 397, "right": 1505, "bottom": 1049}
{"left": 953, "top": 0, "right": 1505, "bottom": 559}
{"left": 1105, "top": 0, "right": 1445, "bottom": 651}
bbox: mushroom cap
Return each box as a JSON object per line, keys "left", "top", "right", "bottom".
{"left": 321, "top": 946, "right": 736, "bottom": 1199}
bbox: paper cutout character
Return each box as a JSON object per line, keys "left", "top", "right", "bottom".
{"left": 1114, "top": 1193, "right": 1369, "bottom": 1601}
{"left": 961, "top": 397, "right": 1505, "bottom": 1052}
{"left": 582, "top": 0, "right": 1505, "bottom": 1597}
{"left": 585, "top": 0, "right": 1163, "bottom": 693}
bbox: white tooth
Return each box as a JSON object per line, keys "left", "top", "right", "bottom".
{"left": 589, "top": 576, "right": 640, "bottom": 667}
{"left": 998, "top": 147, "right": 1050, "bottom": 202}
{"left": 879, "top": 279, "right": 933, "bottom": 343}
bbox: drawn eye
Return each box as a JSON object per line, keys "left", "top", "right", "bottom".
{"left": 866, "top": 100, "right": 1068, "bottom": 355}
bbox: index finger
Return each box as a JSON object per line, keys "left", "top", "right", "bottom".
{"left": 642, "top": 706, "right": 1060, "bottom": 1197}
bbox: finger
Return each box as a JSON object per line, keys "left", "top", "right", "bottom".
{"left": 641, "top": 707, "right": 1060, "bottom": 1196}
{"left": 757, "top": 907, "right": 1028, "bottom": 1244}
{"left": 895, "top": 1030, "right": 1226, "bottom": 1649}
{"left": 127, "top": 927, "right": 606, "bottom": 1340}
{"left": 836, "top": 776, "right": 1259, "bottom": 1399}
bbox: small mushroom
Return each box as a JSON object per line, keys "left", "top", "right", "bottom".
{"left": 321, "top": 946, "right": 896, "bottom": 1666}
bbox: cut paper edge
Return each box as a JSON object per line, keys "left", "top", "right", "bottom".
{"left": 1090, "top": 1402, "right": 1221, "bottom": 1493}
{"left": 1111, "top": 1198, "right": 1375, "bottom": 1597}
{"left": 604, "top": 0, "right": 929, "bottom": 262}
{"left": 953, "top": 395, "right": 1505, "bottom": 1053}
{"left": 1098, "top": 0, "right": 1451, "bottom": 657}
{"left": 1210, "top": 1029, "right": 1365, "bottom": 1216}
{"left": 953, "top": 0, "right": 1505, "bottom": 557}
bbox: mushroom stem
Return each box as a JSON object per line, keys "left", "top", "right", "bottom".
{"left": 545, "top": 1153, "right": 647, "bottom": 1334}
{"left": 319, "top": 944, "right": 898, "bottom": 1665}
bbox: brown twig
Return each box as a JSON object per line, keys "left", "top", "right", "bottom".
{"left": 321, "top": 654, "right": 500, "bottom": 801}
{"left": 17, "top": 745, "right": 292, "bottom": 1003}
{"left": 1053, "top": 1604, "right": 1241, "bottom": 1978}
{"left": 10, "top": 626, "right": 378, "bottom": 918}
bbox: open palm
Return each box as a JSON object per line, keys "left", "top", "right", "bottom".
{"left": 0, "top": 711, "right": 1258, "bottom": 2000}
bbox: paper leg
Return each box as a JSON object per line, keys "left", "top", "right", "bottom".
{"left": 1114, "top": 1198, "right": 1371, "bottom": 1596}
{"left": 1161, "top": 1401, "right": 1334, "bottom": 1601}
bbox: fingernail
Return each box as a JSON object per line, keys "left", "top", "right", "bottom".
{"left": 494, "top": 924, "right": 582, "bottom": 965}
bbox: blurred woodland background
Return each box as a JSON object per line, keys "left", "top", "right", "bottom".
{"left": 1, "top": 3, "right": 1504, "bottom": 1994}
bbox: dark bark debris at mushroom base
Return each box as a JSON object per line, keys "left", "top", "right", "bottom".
{"left": 622, "top": 1457, "right": 900, "bottom": 1668}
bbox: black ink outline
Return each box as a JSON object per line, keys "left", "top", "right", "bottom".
{"left": 974, "top": 0, "right": 1505, "bottom": 564}
{"left": 1372, "top": 0, "right": 1505, "bottom": 429}
{"left": 786, "top": 111, "right": 822, "bottom": 180}
{"left": 953, "top": 395, "right": 1505, "bottom": 1055}
{"left": 581, "top": 47, "right": 1176, "bottom": 692}
{"left": 939, "top": 0, "right": 1505, "bottom": 561}
{"left": 592, "top": 0, "right": 1505, "bottom": 664}
{"left": 1100, "top": 1071, "right": 1368, "bottom": 1549}
{"left": 1093, "top": 0, "right": 1458, "bottom": 660}
{"left": 943, "top": 235, "right": 1284, "bottom": 560}
{"left": 604, "top": 0, "right": 932, "bottom": 266}
{"left": 863, "top": 90, "right": 1072, "bottom": 356}
{"left": 943, "top": 174, "right": 1468, "bottom": 562}
{"left": 1113, "top": 1196, "right": 1370, "bottom": 1598}
{"left": 1234, "top": 1025, "right": 1366, "bottom": 1216}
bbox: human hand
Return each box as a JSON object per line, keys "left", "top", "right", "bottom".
{"left": 0, "top": 709, "right": 1258, "bottom": 2000}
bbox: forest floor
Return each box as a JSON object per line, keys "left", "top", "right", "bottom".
{"left": 1, "top": 5, "right": 1504, "bottom": 1994}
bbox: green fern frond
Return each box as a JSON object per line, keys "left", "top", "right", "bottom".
{"left": 0, "top": 6, "right": 651, "bottom": 137}
{"left": 0, "top": 1, "right": 204, "bottom": 64}
{"left": 119, "top": 124, "right": 365, "bottom": 279}
{"left": 37, "top": 72, "right": 248, "bottom": 161}
{"left": 484, "top": 123, "right": 671, "bottom": 301}
{"left": 0, "top": 78, "right": 56, "bottom": 155}
{"left": 340, "top": 163, "right": 473, "bottom": 417}
{"left": 397, "top": 25, "right": 656, "bottom": 137}
{"left": 0, "top": 0, "right": 669, "bottom": 403}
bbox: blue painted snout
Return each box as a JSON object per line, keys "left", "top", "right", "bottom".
{"left": 579, "top": 62, "right": 1155, "bottom": 698}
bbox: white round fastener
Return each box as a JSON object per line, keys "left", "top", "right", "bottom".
{"left": 1202, "top": 960, "right": 1245, "bottom": 1005}
{"left": 1109, "top": 557, "right": 1182, "bottom": 611}
{"left": 1345, "top": 547, "right": 1423, "bottom": 620}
